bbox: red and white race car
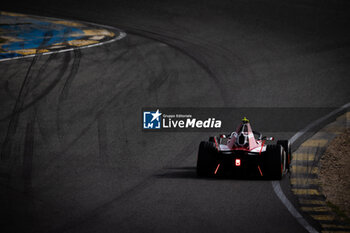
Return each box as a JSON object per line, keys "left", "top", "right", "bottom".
{"left": 196, "top": 117, "right": 291, "bottom": 179}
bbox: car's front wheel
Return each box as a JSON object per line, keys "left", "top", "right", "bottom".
{"left": 265, "top": 144, "right": 286, "bottom": 180}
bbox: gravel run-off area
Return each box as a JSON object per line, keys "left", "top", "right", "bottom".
{"left": 320, "top": 129, "right": 350, "bottom": 220}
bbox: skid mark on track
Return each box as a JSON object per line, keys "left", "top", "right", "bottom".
{"left": 59, "top": 49, "right": 81, "bottom": 101}
{"left": 1, "top": 55, "right": 37, "bottom": 160}
{"left": 28, "top": 52, "right": 59, "bottom": 93}
{"left": 0, "top": 49, "right": 69, "bottom": 123}
{"left": 1, "top": 51, "right": 74, "bottom": 191}
{"left": 116, "top": 22, "right": 262, "bottom": 107}
{"left": 3, "top": 69, "right": 23, "bottom": 100}
{"left": 46, "top": 79, "right": 134, "bottom": 166}
{"left": 118, "top": 25, "right": 231, "bottom": 105}
{"left": 56, "top": 50, "right": 81, "bottom": 143}
{"left": 4, "top": 78, "right": 17, "bottom": 101}
{"left": 29, "top": 53, "right": 70, "bottom": 108}
{"left": 22, "top": 116, "right": 35, "bottom": 190}
{"left": 97, "top": 113, "right": 109, "bottom": 165}
{"left": 52, "top": 139, "right": 198, "bottom": 233}
{"left": 46, "top": 45, "right": 144, "bottom": 162}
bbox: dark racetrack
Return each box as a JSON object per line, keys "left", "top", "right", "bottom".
{"left": 1, "top": 0, "right": 350, "bottom": 232}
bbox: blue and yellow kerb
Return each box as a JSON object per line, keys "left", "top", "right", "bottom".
{"left": 291, "top": 112, "right": 350, "bottom": 233}
{"left": 0, "top": 11, "right": 123, "bottom": 60}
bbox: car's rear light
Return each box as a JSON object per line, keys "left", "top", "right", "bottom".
{"left": 235, "top": 159, "right": 241, "bottom": 166}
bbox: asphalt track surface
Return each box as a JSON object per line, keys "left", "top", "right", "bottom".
{"left": 1, "top": 1, "right": 350, "bottom": 232}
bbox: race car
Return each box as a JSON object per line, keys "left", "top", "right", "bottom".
{"left": 196, "top": 117, "right": 291, "bottom": 179}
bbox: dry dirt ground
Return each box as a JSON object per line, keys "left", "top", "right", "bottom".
{"left": 320, "top": 129, "right": 350, "bottom": 220}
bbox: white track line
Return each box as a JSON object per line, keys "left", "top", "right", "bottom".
{"left": 272, "top": 102, "right": 350, "bottom": 233}
{"left": 0, "top": 13, "right": 126, "bottom": 63}
{"left": 272, "top": 181, "right": 318, "bottom": 233}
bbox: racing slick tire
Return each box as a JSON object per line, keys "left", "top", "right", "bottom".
{"left": 265, "top": 144, "right": 286, "bottom": 180}
{"left": 277, "top": 140, "right": 291, "bottom": 170}
{"left": 197, "top": 141, "right": 217, "bottom": 177}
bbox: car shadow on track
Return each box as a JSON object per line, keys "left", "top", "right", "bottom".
{"left": 155, "top": 166, "right": 269, "bottom": 181}
{"left": 154, "top": 166, "right": 198, "bottom": 179}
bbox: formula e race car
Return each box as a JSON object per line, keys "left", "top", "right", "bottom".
{"left": 196, "top": 117, "right": 291, "bottom": 179}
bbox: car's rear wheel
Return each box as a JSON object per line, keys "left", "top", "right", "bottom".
{"left": 277, "top": 140, "right": 291, "bottom": 170}
{"left": 197, "top": 141, "right": 217, "bottom": 177}
{"left": 265, "top": 144, "right": 285, "bottom": 180}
